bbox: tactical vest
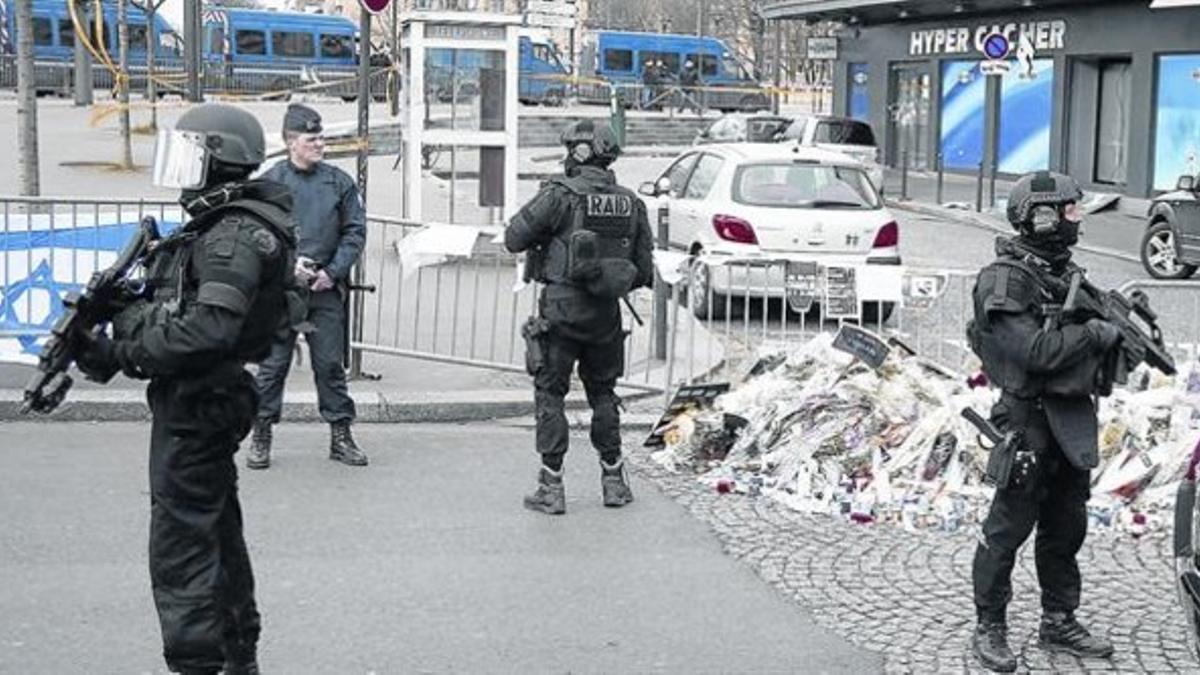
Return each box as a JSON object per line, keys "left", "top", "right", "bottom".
{"left": 538, "top": 175, "right": 639, "bottom": 300}
{"left": 116, "top": 199, "right": 300, "bottom": 365}
{"left": 967, "top": 256, "right": 1102, "bottom": 398}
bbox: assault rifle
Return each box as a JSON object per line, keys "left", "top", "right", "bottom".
{"left": 21, "top": 216, "right": 161, "bottom": 414}
{"left": 1061, "top": 270, "right": 1176, "bottom": 388}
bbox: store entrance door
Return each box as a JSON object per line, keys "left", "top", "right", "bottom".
{"left": 887, "top": 62, "right": 932, "bottom": 169}
{"left": 1095, "top": 59, "right": 1132, "bottom": 185}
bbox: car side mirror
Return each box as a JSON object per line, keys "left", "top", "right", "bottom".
{"left": 638, "top": 181, "right": 657, "bottom": 197}
{"left": 1178, "top": 175, "right": 1197, "bottom": 192}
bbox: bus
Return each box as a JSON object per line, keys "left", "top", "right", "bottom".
{"left": 580, "top": 31, "right": 769, "bottom": 112}
{"left": 0, "top": 0, "right": 181, "bottom": 95}
{"left": 200, "top": 8, "right": 387, "bottom": 100}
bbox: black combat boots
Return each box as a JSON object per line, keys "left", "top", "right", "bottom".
{"left": 600, "top": 457, "right": 634, "bottom": 507}
{"left": 972, "top": 618, "right": 1017, "bottom": 672}
{"left": 524, "top": 466, "right": 566, "bottom": 515}
{"left": 1038, "top": 612, "right": 1114, "bottom": 658}
{"left": 329, "top": 422, "right": 368, "bottom": 466}
{"left": 245, "top": 421, "right": 272, "bottom": 470}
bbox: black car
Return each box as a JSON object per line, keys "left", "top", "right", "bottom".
{"left": 1142, "top": 174, "right": 1200, "bottom": 279}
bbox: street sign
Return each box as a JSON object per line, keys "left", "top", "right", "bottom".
{"left": 526, "top": 13, "right": 576, "bottom": 28}
{"left": 360, "top": 0, "right": 391, "bottom": 14}
{"left": 527, "top": 1, "right": 578, "bottom": 17}
{"left": 806, "top": 37, "right": 838, "bottom": 61}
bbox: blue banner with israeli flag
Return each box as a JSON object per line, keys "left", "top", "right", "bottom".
{"left": 0, "top": 208, "right": 183, "bottom": 363}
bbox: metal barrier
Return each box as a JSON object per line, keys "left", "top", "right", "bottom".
{"left": 1115, "top": 279, "right": 1200, "bottom": 365}
{"left": 351, "top": 215, "right": 671, "bottom": 393}
{"left": 0, "top": 195, "right": 988, "bottom": 398}
{"left": 661, "top": 257, "right": 978, "bottom": 383}
{"left": 0, "top": 197, "right": 183, "bottom": 349}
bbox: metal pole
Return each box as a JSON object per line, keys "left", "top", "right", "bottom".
{"left": 936, "top": 152, "right": 944, "bottom": 206}
{"left": 976, "top": 161, "right": 985, "bottom": 212}
{"left": 146, "top": 0, "right": 158, "bottom": 132}
{"left": 654, "top": 203, "right": 669, "bottom": 360}
{"left": 349, "top": 7, "right": 372, "bottom": 377}
{"left": 73, "top": 3, "right": 94, "bottom": 106}
{"left": 184, "top": 0, "right": 201, "bottom": 102}
{"left": 900, "top": 149, "right": 909, "bottom": 201}
{"left": 772, "top": 20, "right": 782, "bottom": 115}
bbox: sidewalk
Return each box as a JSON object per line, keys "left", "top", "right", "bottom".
{"left": 882, "top": 167, "right": 1149, "bottom": 264}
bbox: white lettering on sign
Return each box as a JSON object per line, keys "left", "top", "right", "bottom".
{"left": 909, "top": 19, "right": 1066, "bottom": 56}
{"left": 586, "top": 194, "right": 633, "bottom": 217}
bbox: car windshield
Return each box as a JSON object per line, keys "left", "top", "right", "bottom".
{"left": 813, "top": 120, "right": 877, "bottom": 146}
{"left": 733, "top": 163, "right": 880, "bottom": 209}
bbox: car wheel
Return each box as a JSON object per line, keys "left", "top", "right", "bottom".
{"left": 861, "top": 301, "right": 895, "bottom": 327}
{"left": 688, "top": 258, "right": 727, "bottom": 320}
{"left": 1141, "top": 220, "right": 1198, "bottom": 279}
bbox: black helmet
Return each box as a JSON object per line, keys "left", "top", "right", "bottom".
{"left": 175, "top": 103, "right": 265, "bottom": 169}
{"left": 561, "top": 119, "right": 621, "bottom": 167}
{"left": 1006, "top": 170, "right": 1083, "bottom": 235}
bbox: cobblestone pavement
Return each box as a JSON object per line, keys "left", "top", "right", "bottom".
{"left": 624, "top": 447, "right": 1198, "bottom": 674}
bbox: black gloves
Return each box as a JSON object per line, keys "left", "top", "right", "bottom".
{"left": 1085, "top": 318, "right": 1121, "bottom": 352}
{"left": 74, "top": 329, "right": 122, "bottom": 383}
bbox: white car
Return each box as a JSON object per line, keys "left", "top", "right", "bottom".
{"left": 638, "top": 143, "right": 901, "bottom": 321}
{"left": 695, "top": 113, "right": 885, "bottom": 191}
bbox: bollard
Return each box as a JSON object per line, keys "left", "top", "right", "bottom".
{"left": 900, "top": 149, "right": 909, "bottom": 201}
{"left": 988, "top": 157, "right": 998, "bottom": 210}
{"left": 609, "top": 88, "right": 627, "bottom": 148}
{"left": 976, "top": 161, "right": 985, "bottom": 213}
{"left": 654, "top": 202, "right": 670, "bottom": 360}
{"left": 936, "top": 153, "right": 945, "bottom": 206}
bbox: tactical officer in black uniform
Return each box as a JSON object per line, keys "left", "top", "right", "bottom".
{"left": 968, "top": 171, "right": 1119, "bottom": 672}
{"left": 504, "top": 120, "right": 655, "bottom": 515}
{"left": 248, "top": 103, "right": 368, "bottom": 469}
{"left": 75, "top": 104, "right": 297, "bottom": 674}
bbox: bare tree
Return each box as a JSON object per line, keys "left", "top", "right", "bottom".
{"left": 16, "top": 0, "right": 40, "bottom": 195}
{"left": 118, "top": 0, "right": 134, "bottom": 169}
{"left": 132, "top": 0, "right": 169, "bottom": 133}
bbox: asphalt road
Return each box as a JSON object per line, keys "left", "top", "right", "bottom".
{"left": 0, "top": 422, "right": 880, "bottom": 674}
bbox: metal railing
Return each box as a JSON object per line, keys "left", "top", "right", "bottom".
{"left": 0, "top": 195, "right": 1008, "bottom": 398}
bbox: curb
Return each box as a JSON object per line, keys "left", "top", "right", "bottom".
{"left": 0, "top": 388, "right": 661, "bottom": 424}
{"left": 889, "top": 199, "right": 1142, "bottom": 266}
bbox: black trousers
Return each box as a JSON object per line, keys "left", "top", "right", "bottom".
{"left": 147, "top": 368, "right": 261, "bottom": 672}
{"left": 972, "top": 397, "right": 1091, "bottom": 622}
{"left": 534, "top": 330, "right": 625, "bottom": 460}
{"left": 254, "top": 289, "right": 355, "bottom": 425}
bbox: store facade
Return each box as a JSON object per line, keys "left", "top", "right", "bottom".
{"left": 762, "top": 0, "right": 1200, "bottom": 198}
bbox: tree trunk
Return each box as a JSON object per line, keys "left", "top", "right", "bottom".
{"left": 118, "top": 0, "right": 133, "bottom": 169}
{"left": 16, "top": 0, "right": 40, "bottom": 196}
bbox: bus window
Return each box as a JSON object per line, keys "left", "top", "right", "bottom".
{"left": 320, "top": 34, "right": 352, "bottom": 59}
{"left": 722, "top": 55, "right": 748, "bottom": 80}
{"left": 688, "top": 53, "right": 719, "bottom": 77}
{"left": 643, "top": 51, "right": 679, "bottom": 75}
{"left": 604, "top": 49, "right": 632, "bottom": 72}
{"left": 273, "top": 31, "right": 314, "bottom": 58}
{"left": 236, "top": 29, "right": 266, "bottom": 55}
{"left": 209, "top": 27, "right": 226, "bottom": 55}
{"left": 128, "top": 23, "right": 148, "bottom": 49}
{"left": 33, "top": 17, "right": 53, "bottom": 46}
{"left": 58, "top": 19, "right": 75, "bottom": 48}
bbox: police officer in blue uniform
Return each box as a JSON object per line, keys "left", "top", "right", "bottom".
{"left": 248, "top": 104, "right": 368, "bottom": 469}
{"left": 76, "top": 103, "right": 296, "bottom": 674}
{"left": 504, "top": 120, "right": 655, "bottom": 515}
{"left": 968, "top": 171, "right": 1118, "bottom": 671}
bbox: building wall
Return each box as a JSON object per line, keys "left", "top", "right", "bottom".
{"left": 828, "top": 2, "right": 1200, "bottom": 198}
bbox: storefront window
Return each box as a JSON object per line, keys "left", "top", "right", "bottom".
{"left": 939, "top": 59, "right": 1054, "bottom": 173}
{"left": 1154, "top": 54, "right": 1200, "bottom": 191}
{"left": 848, "top": 63, "right": 869, "bottom": 122}
{"left": 998, "top": 59, "right": 1054, "bottom": 174}
{"left": 939, "top": 61, "right": 983, "bottom": 170}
